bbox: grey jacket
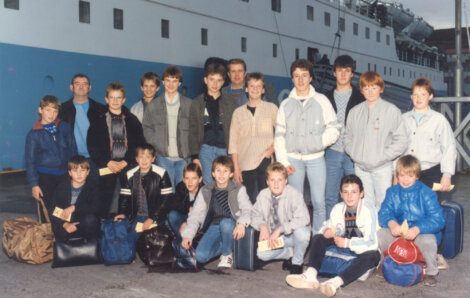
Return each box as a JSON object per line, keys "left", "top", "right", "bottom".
{"left": 251, "top": 185, "right": 310, "bottom": 235}
{"left": 188, "top": 93, "right": 236, "bottom": 157}
{"left": 181, "top": 180, "right": 252, "bottom": 241}
{"left": 142, "top": 94, "right": 192, "bottom": 158}
{"left": 344, "top": 99, "right": 408, "bottom": 171}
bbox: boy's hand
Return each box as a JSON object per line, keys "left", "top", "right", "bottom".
{"left": 181, "top": 238, "right": 192, "bottom": 250}
{"left": 286, "top": 165, "right": 296, "bottom": 175}
{"left": 107, "top": 161, "right": 121, "bottom": 173}
{"left": 32, "top": 186, "right": 43, "bottom": 201}
{"left": 263, "top": 147, "right": 274, "bottom": 159}
{"left": 62, "top": 205, "right": 75, "bottom": 220}
{"left": 114, "top": 214, "right": 126, "bottom": 221}
{"left": 404, "top": 226, "right": 420, "bottom": 240}
{"left": 334, "top": 236, "right": 346, "bottom": 248}
{"left": 259, "top": 224, "right": 270, "bottom": 241}
{"left": 440, "top": 175, "right": 452, "bottom": 192}
{"left": 268, "top": 227, "right": 282, "bottom": 249}
{"left": 142, "top": 218, "right": 154, "bottom": 231}
{"left": 388, "top": 220, "right": 402, "bottom": 237}
{"left": 232, "top": 223, "right": 246, "bottom": 240}
{"left": 233, "top": 167, "right": 243, "bottom": 184}
{"left": 323, "top": 228, "right": 335, "bottom": 239}
{"left": 63, "top": 222, "right": 79, "bottom": 233}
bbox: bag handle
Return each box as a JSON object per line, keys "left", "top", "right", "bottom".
{"left": 37, "top": 199, "right": 51, "bottom": 224}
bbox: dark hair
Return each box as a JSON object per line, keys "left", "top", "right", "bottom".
{"left": 183, "top": 163, "right": 202, "bottom": 178}
{"left": 290, "top": 59, "right": 314, "bottom": 78}
{"left": 245, "top": 72, "right": 265, "bottom": 88}
{"left": 68, "top": 155, "right": 90, "bottom": 171}
{"left": 71, "top": 73, "right": 90, "bottom": 85}
{"left": 106, "top": 82, "right": 126, "bottom": 98}
{"left": 162, "top": 65, "right": 183, "bottom": 82}
{"left": 204, "top": 63, "right": 227, "bottom": 78}
{"left": 265, "top": 162, "right": 288, "bottom": 180}
{"left": 135, "top": 143, "right": 156, "bottom": 158}
{"left": 227, "top": 58, "right": 247, "bottom": 72}
{"left": 211, "top": 155, "right": 234, "bottom": 173}
{"left": 411, "top": 77, "right": 434, "bottom": 96}
{"left": 340, "top": 174, "right": 364, "bottom": 192}
{"left": 39, "top": 95, "right": 60, "bottom": 110}
{"left": 333, "top": 55, "right": 356, "bottom": 72}
{"left": 140, "top": 72, "right": 161, "bottom": 87}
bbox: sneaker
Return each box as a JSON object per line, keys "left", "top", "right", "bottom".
{"left": 282, "top": 258, "right": 292, "bottom": 271}
{"left": 319, "top": 281, "right": 337, "bottom": 297}
{"left": 437, "top": 254, "right": 449, "bottom": 270}
{"left": 290, "top": 264, "right": 303, "bottom": 274}
{"left": 285, "top": 268, "right": 320, "bottom": 289}
{"left": 217, "top": 254, "right": 233, "bottom": 268}
{"left": 423, "top": 274, "right": 437, "bottom": 287}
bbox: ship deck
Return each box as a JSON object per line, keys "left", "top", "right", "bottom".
{"left": 1, "top": 171, "right": 469, "bottom": 298}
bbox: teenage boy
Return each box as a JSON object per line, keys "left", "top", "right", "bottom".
{"left": 181, "top": 156, "right": 252, "bottom": 269}
{"left": 131, "top": 72, "right": 161, "bottom": 123}
{"left": 286, "top": 175, "right": 380, "bottom": 297}
{"left": 143, "top": 66, "right": 191, "bottom": 188}
{"left": 344, "top": 71, "right": 408, "bottom": 209}
{"left": 402, "top": 77, "right": 457, "bottom": 200}
{"left": 51, "top": 155, "right": 100, "bottom": 242}
{"left": 378, "top": 155, "right": 445, "bottom": 286}
{"left": 324, "top": 55, "right": 365, "bottom": 218}
{"left": 115, "top": 144, "right": 173, "bottom": 229}
{"left": 229, "top": 72, "right": 278, "bottom": 203}
{"left": 189, "top": 63, "right": 237, "bottom": 185}
{"left": 60, "top": 74, "right": 107, "bottom": 181}
{"left": 275, "top": 58, "right": 340, "bottom": 234}
{"left": 251, "top": 162, "right": 310, "bottom": 274}
{"left": 25, "top": 95, "right": 77, "bottom": 216}
{"left": 87, "top": 82, "right": 146, "bottom": 218}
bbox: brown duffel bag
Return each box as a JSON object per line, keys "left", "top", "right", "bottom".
{"left": 2, "top": 199, "right": 54, "bottom": 264}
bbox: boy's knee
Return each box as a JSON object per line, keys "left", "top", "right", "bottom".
{"left": 219, "top": 218, "right": 235, "bottom": 234}
{"left": 294, "top": 226, "right": 311, "bottom": 244}
{"left": 415, "top": 234, "right": 437, "bottom": 250}
{"left": 195, "top": 249, "right": 211, "bottom": 264}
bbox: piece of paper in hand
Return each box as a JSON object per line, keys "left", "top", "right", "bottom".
{"left": 401, "top": 219, "right": 409, "bottom": 237}
{"left": 257, "top": 238, "right": 284, "bottom": 252}
{"left": 135, "top": 222, "right": 158, "bottom": 232}
{"left": 52, "top": 207, "right": 71, "bottom": 222}
{"left": 432, "top": 183, "right": 455, "bottom": 192}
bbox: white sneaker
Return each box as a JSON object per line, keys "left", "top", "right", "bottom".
{"left": 217, "top": 254, "right": 233, "bottom": 268}
{"left": 285, "top": 267, "right": 320, "bottom": 289}
{"left": 437, "top": 254, "right": 449, "bottom": 270}
{"left": 320, "top": 281, "right": 337, "bottom": 297}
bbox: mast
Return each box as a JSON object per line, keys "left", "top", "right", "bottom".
{"left": 455, "top": 0, "right": 463, "bottom": 171}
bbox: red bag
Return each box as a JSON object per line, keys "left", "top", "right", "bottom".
{"left": 385, "top": 237, "right": 426, "bottom": 265}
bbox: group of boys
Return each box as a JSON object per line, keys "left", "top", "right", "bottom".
{"left": 24, "top": 54, "right": 456, "bottom": 296}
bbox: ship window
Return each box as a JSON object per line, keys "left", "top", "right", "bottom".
{"left": 273, "top": 43, "right": 278, "bottom": 58}
{"left": 324, "top": 12, "right": 330, "bottom": 27}
{"left": 339, "top": 17, "right": 345, "bottom": 32}
{"left": 307, "top": 47, "right": 319, "bottom": 63}
{"left": 386, "top": 34, "right": 390, "bottom": 45}
{"left": 295, "top": 48, "right": 300, "bottom": 60}
{"left": 368, "top": 63, "right": 370, "bottom": 71}
{"left": 402, "top": 69, "right": 405, "bottom": 77}
{"left": 271, "top": 0, "right": 281, "bottom": 13}
{"left": 4, "top": 0, "right": 19, "bottom": 10}
{"left": 79, "top": 1, "right": 90, "bottom": 24}
{"left": 353, "top": 23, "right": 358, "bottom": 35}
{"left": 374, "top": 64, "right": 377, "bottom": 72}
{"left": 113, "top": 8, "right": 123, "bottom": 30}
{"left": 201, "top": 28, "right": 208, "bottom": 46}
{"left": 410, "top": 70, "right": 412, "bottom": 78}
{"left": 398, "top": 68, "right": 400, "bottom": 77}
{"left": 365, "top": 27, "right": 370, "bottom": 39}
{"left": 376, "top": 31, "right": 380, "bottom": 42}
{"left": 384, "top": 66, "right": 387, "bottom": 75}
{"left": 307, "top": 5, "right": 314, "bottom": 21}
{"left": 161, "top": 19, "right": 169, "bottom": 38}
{"left": 240, "top": 0, "right": 249, "bottom": 2}
{"left": 241, "top": 37, "right": 247, "bottom": 52}
{"left": 389, "top": 67, "right": 392, "bottom": 76}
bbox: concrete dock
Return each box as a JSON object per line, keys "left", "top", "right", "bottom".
{"left": 1, "top": 171, "right": 469, "bottom": 298}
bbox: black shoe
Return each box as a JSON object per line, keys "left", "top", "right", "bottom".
{"left": 290, "top": 264, "right": 303, "bottom": 274}
{"left": 282, "top": 258, "right": 292, "bottom": 271}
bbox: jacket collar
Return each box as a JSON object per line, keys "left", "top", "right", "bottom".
{"left": 32, "top": 118, "right": 61, "bottom": 130}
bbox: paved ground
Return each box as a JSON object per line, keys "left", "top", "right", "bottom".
{"left": 1, "top": 171, "right": 469, "bottom": 298}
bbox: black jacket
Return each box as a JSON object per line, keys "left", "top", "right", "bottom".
{"left": 50, "top": 178, "right": 99, "bottom": 231}
{"left": 118, "top": 165, "right": 173, "bottom": 222}
{"left": 59, "top": 98, "right": 107, "bottom": 129}
{"left": 325, "top": 85, "right": 365, "bottom": 124}
{"left": 165, "top": 181, "right": 203, "bottom": 214}
{"left": 87, "top": 107, "right": 146, "bottom": 168}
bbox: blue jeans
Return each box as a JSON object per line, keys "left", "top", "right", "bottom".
{"left": 354, "top": 162, "right": 392, "bottom": 209}
{"left": 288, "top": 156, "right": 326, "bottom": 234}
{"left": 195, "top": 218, "right": 235, "bottom": 264}
{"left": 257, "top": 226, "right": 310, "bottom": 265}
{"left": 199, "top": 144, "right": 227, "bottom": 185}
{"left": 156, "top": 155, "right": 186, "bottom": 191}
{"left": 167, "top": 210, "right": 187, "bottom": 239}
{"left": 325, "top": 149, "right": 355, "bottom": 219}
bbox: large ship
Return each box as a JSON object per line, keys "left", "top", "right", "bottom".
{"left": 0, "top": 0, "right": 446, "bottom": 169}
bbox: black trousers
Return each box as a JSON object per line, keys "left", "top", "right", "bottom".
{"left": 308, "top": 234, "right": 380, "bottom": 286}
{"left": 37, "top": 173, "right": 67, "bottom": 221}
{"left": 242, "top": 158, "right": 271, "bottom": 204}
{"left": 420, "top": 164, "right": 451, "bottom": 202}
{"left": 53, "top": 213, "right": 100, "bottom": 242}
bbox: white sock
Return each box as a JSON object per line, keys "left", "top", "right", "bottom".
{"left": 304, "top": 267, "right": 318, "bottom": 280}
{"left": 327, "top": 276, "right": 344, "bottom": 289}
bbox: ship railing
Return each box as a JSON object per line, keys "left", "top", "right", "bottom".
{"left": 433, "top": 96, "right": 470, "bottom": 172}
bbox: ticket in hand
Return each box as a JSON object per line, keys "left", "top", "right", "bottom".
{"left": 258, "top": 237, "right": 284, "bottom": 252}
{"left": 135, "top": 222, "right": 158, "bottom": 232}
{"left": 52, "top": 207, "right": 71, "bottom": 222}
{"left": 432, "top": 183, "right": 455, "bottom": 192}
{"left": 401, "top": 219, "right": 409, "bottom": 237}
{"left": 99, "top": 167, "right": 113, "bottom": 176}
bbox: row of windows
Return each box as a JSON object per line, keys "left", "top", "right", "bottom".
{"left": 367, "top": 63, "right": 431, "bottom": 80}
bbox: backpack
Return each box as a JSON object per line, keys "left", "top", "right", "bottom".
{"left": 100, "top": 219, "right": 138, "bottom": 265}
{"left": 171, "top": 238, "right": 198, "bottom": 271}
{"left": 319, "top": 246, "right": 357, "bottom": 277}
{"left": 382, "top": 238, "right": 426, "bottom": 287}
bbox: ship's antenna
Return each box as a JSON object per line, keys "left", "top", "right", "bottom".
{"left": 272, "top": 10, "right": 289, "bottom": 77}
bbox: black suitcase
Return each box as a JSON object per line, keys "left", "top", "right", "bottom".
{"left": 440, "top": 201, "right": 464, "bottom": 259}
{"left": 233, "top": 226, "right": 260, "bottom": 271}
